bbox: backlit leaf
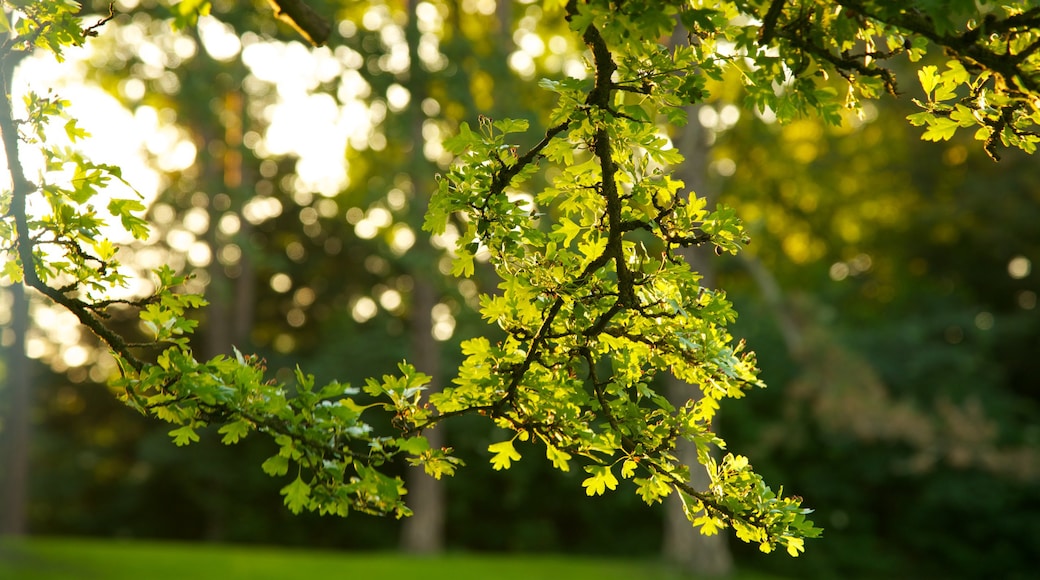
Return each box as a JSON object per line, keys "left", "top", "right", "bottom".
{"left": 488, "top": 440, "right": 521, "bottom": 471}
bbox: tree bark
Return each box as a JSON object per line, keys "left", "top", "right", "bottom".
{"left": 400, "top": 278, "right": 445, "bottom": 553}
{"left": 1, "top": 282, "right": 30, "bottom": 536}
{"left": 1, "top": 48, "right": 32, "bottom": 538}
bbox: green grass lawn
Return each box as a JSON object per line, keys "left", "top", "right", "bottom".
{"left": 0, "top": 537, "right": 781, "bottom": 580}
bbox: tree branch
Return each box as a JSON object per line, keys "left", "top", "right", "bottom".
{"left": 0, "top": 49, "right": 145, "bottom": 371}
{"left": 266, "top": 0, "right": 332, "bottom": 46}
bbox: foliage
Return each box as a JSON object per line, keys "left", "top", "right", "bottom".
{"left": 707, "top": 60, "right": 1040, "bottom": 577}
{"left": 3, "top": 0, "right": 1040, "bottom": 556}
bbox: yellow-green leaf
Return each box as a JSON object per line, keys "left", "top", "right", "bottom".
{"left": 784, "top": 536, "right": 806, "bottom": 557}
{"left": 693, "top": 513, "right": 722, "bottom": 535}
{"left": 581, "top": 465, "right": 619, "bottom": 496}
{"left": 917, "top": 65, "right": 938, "bottom": 97}
{"left": 621, "top": 459, "right": 638, "bottom": 479}
{"left": 545, "top": 444, "right": 571, "bottom": 472}
{"left": 488, "top": 440, "right": 521, "bottom": 471}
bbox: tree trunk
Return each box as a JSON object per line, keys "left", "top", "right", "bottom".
{"left": 198, "top": 78, "right": 251, "bottom": 542}
{"left": 400, "top": 278, "right": 445, "bottom": 553}
{"left": 1, "top": 282, "right": 30, "bottom": 536}
{"left": 1, "top": 39, "right": 32, "bottom": 540}
{"left": 660, "top": 99, "right": 734, "bottom": 576}
{"left": 399, "top": 0, "right": 445, "bottom": 552}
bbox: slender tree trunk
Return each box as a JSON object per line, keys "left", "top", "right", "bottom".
{"left": 196, "top": 72, "right": 250, "bottom": 542}
{"left": 399, "top": 0, "right": 445, "bottom": 553}
{"left": 401, "top": 278, "right": 445, "bottom": 553}
{"left": 1, "top": 50, "right": 32, "bottom": 538}
{"left": 233, "top": 219, "right": 256, "bottom": 346}
{"left": 222, "top": 86, "right": 255, "bottom": 349}
{"left": 661, "top": 101, "right": 734, "bottom": 576}
{"left": 1, "top": 282, "right": 30, "bottom": 536}
{"left": 203, "top": 88, "right": 248, "bottom": 358}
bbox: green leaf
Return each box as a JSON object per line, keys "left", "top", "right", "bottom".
{"left": 921, "top": 117, "right": 959, "bottom": 141}
{"left": 218, "top": 419, "right": 251, "bottom": 444}
{"left": 64, "top": 118, "right": 89, "bottom": 141}
{"left": 443, "top": 122, "right": 479, "bottom": 154}
{"left": 488, "top": 440, "right": 521, "bottom": 471}
{"left": 939, "top": 60, "right": 969, "bottom": 87}
{"left": 949, "top": 104, "right": 976, "bottom": 127}
{"left": 280, "top": 476, "right": 312, "bottom": 514}
{"left": 906, "top": 110, "right": 932, "bottom": 127}
{"left": 168, "top": 425, "right": 199, "bottom": 447}
{"left": 493, "top": 118, "right": 529, "bottom": 134}
{"left": 261, "top": 455, "right": 290, "bottom": 476}
{"left": 451, "top": 250, "right": 476, "bottom": 278}
{"left": 397, "top": 436, "right": 430, "bottom": 455}
{"left": 107, "top": 198, "right": 149, "bottom": 239}
{"left": 933, "top": 82, "right": 957, "bottom": 103}
{"left": 554, "top": 217, "right": 583, "bottom": 247}
{"left": 2, "top": 258, "right": 23, "bottom": 283}
{"left": 171, "top": 0, "right": 211, "bottom": 29}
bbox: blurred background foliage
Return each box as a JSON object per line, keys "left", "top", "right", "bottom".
{"left": 1, "top": 0, "right": 1038, "bottom": 578}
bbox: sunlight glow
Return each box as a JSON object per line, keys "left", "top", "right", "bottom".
{"left": 198, "top": 16, "right": 242, "bottom": 61}
{"left": 287, "top": 308, "right": 306, "bottom": 327}
{"left": 62, "top": 345, "right": 91, "bottom": 367}
{"left": 1008, "top": 256, "right": 1031, "bottom": 279}
{"left": 182, "top": 207, "right": 210, "bottom": 234}
{"left": 712, "top": 158, "right": 736, "bottom": 177}
{"left": 829, "top": 262, "right": 850, "bottom": 281}
{"left": 386, "top": 83, "right": 411, "bottom": 111}
{"left": 187, "top": 241, "right": 212, "bottom": 267}
{"left": 418, "top": 34, "right": 447, "bottom": 70}
{"left": 431, "top": 302, "right": 456, "bottom": 341}
{"left": 355, "top": 206, "right": 392, "bottom": 240}
{"left": 518, "top": 32, "right": 545, "bottom": 57}
{"left": 386, "top": 188, "right": 407, "bottom": 211}
{"left": 462, "top": 0, "right": 498, "bottom": 16}
{"left": 293, "top": 287, "right": 316, "bottom": 307}
{"left": 379, "top": 289, "right": 402, "bottom": 311}
{"left": 416, "top": 2, "right": 442, "bottom": 30}
{"left": 390, "top": 224, "right": 416, "bottom": 255}
{"left": 219, "top": 244, "right": 242, "bottom": 266}
{"left": 218, "top": 213, "right": 241, "bottom": 235}
{"left": 243, "top": 196, "right": 283, "bottom": 224}
{"left": 166, "top": 229, "right": 195, "bottom": 252}
{"left": 509, "top": 51, "right": 536, "bottom": 79}
{"left": 352, "top": 296, "right": 378, "bottom": 323}
{"left": 270, "top": 273, "right": 293, "bottom": 293}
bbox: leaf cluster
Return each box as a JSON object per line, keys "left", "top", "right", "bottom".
{"left": 6, "top": 0, "right": 1040, "bottom": 557}
{"left": 737, "top": 0, "right": 1040, "bottom": 159}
